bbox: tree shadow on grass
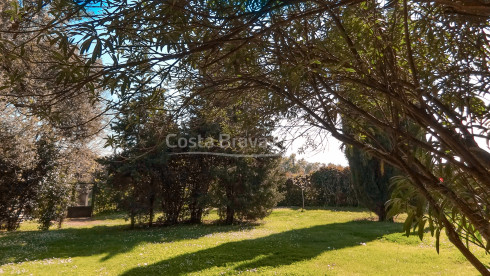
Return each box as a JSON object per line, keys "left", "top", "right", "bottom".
{"left": 0, "top": 222, "right": 259, "bottom": 265}
{"left": 122, "top": 220, "right": 401, "bottom": 275}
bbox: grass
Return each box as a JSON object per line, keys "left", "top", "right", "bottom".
{"left": 0, "top": 207, "right": 488, "bottom": 275}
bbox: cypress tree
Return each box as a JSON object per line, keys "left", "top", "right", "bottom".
{"left": 345, "top": 145, "right": 395, "bottom": 221}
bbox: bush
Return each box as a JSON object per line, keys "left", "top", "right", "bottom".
{"left": 278, "top": 165, "right": 358, "bottom": 207}
{"left": 211, "top": 157, "right": 284, "bottom": 224}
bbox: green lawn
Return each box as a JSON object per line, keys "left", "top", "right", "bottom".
{"left": 0, "top": 208, "right": 488, "bottom": 275}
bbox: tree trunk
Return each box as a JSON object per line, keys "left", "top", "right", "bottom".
{"left": 130, "top": 209, "right": 135, "bottom": 229}
{"left": 91, "top": 182, "right": 97, "bottom": 212}
{"left": 225, "top": 206, "right": 234, "bottom": 225}
{"left": 190, "top": 208, "right": 203, "bottom": 224}
{"left": 57, "top": 216, "right": 64, "bottom": 229}
{"left": 148, "top": 195, "right": 154, "bottom": 227}
{"left": 377, "top": 207, "right": 386, "bottom": 221}
{"left": 444, "top": 217, "right": 490, "bottom": 276}
{"left": 301, "top": 189, "right": 305, "bottom": 210}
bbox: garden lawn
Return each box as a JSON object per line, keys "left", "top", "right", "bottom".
{"left": 0, "top": 208, "right": 488, "bottom": 275}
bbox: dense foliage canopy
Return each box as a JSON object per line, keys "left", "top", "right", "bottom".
{"left": 1, "top": 0, "right": 489, "bottom": 273}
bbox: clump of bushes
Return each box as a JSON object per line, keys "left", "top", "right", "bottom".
{"left": 278, "top": 164, "right": 358, "bottom": 207}
{"left": 98, "top": 153, "right": 283, "bottom": 227}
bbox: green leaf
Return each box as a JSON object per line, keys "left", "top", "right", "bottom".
{"left": 428, "top": 216, "right": 434, "bottom": 236}
{"left": 418, "top": 219, "right": 426, "bottom": 240}
{"left": 435, "top": 229, "right": 441, "bottom": 254}
{"left": 91, "top": 39, "right": 102, "bottom": 62}
{"left": 404, "top": 212, "right": 414, "bottom": 236}
{"left": 80, "top": 38, "right": 94, "bottom": 55}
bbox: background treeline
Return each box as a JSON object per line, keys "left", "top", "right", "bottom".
{"left": 95, "top": 151, "right": 363, "bottom": 228}
{"left": 277, "top": 155, "right": 358, "bottom": 207}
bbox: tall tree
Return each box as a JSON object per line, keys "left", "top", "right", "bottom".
{"left": 0, "top": 0, "right": 104, "bottom": 230}
{"left": 343, "top": 122, "right": 399, "bottom": 221}
{"left": 204, "top": 98, "right": 284, "bottom": 224}
{"left": 345, "top": 145, "right": 395, "bottom": 221}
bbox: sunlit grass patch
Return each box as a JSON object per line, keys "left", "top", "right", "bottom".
{"left": 0, "top": 208, "right": 488, "bottom": 275}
